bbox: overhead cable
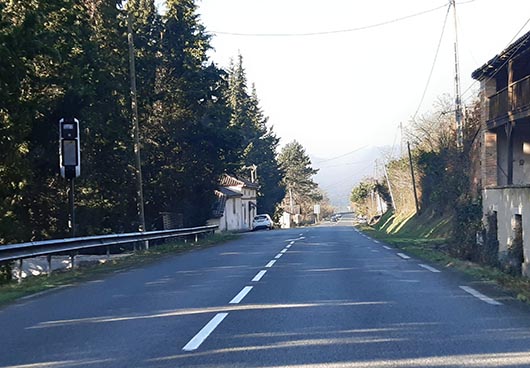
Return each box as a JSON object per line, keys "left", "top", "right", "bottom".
{"left": 461, "top": 15, "right": 530, "bottom": 102}
{"left": 210, "top": 3, "right": 448, "bottom": 37}
{"left": 312, "top": 146, "right": 368, "bottom": 165}
{"left": 412, "top": 3, "right": 452, "bottom": 121}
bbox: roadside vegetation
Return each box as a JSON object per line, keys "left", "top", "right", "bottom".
{"left": 358, "top": 211, "right": 530, "bottom": 304}
{"left": 0, "top": 233, "right": 239, "bottom": 307}
{"left": 0, "top": 1, "right": 285, "bottom": 243}
{"left": 350, "top": 96, "right": 530, "bottom": 304}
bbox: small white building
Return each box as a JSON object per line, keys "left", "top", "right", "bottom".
{"left": 209, "top": 174, "right": 259, "bottom": 232}
{"left": 209, "top": 187, "right": 243, "bottom": 232}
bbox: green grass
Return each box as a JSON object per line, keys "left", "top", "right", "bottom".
{"left": 360, "top": 212, "right": 530, "bottom": 305}
{"left": 0, "top": 233, "right": 240, "bottom": 307}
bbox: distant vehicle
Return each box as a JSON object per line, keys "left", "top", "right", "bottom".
{"left": 330, "top": 214, "right": 342, "bottom": 222}
{"left": 357, "top": 216, "right": 367, "bottom": 224}
{"left": 252, "top": 214, "right": 273, "bottom": 230}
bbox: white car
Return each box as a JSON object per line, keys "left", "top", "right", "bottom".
{"left": 252, "top": 214, "right": 273, "bottom": 230}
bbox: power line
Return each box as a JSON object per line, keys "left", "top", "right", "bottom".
{"left": 317, "top": 161, "right": 373, "bottom": 169}
{"left": 412, "top": 3, "right": 452, "bottom": 121}
{"left": 461, "top": 15, "right": 530, "bottom": 102}
{"left": 312, "top": 146, "right": 368, "bottom": 165}
{"left": 210, "top": 3, "right": 448, "bottom": 37}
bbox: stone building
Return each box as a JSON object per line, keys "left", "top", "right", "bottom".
{"left": 472, "top": 31, "right": 530, "bottom": 276}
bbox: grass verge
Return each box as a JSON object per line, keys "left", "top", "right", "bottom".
{"left": 359, "top": 214, "right": 530, "bottom": 305}
{"left": 0, "top": 233, "right": 240, "bottom": 308}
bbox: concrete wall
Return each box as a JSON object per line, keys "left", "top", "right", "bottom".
{"left": 512, "top": 125, "right": 530, "bottom": 185}
{"left": 223, "top": 197, "right": 242, "bottom": 231}
{"left": 483, "top": 187, "right": 530, "bottom": 276}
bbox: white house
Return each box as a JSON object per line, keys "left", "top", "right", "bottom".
{"left": 209, "top": 174, "right": 259, "bottom": 232}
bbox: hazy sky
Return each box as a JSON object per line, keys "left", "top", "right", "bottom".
{"left": 191, "top": 0, "right": 530, "bottom": 159}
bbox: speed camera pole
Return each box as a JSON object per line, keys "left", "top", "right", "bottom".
{"left": 68, "top": 178, "right": 75, "bottom": 237}
{"left": 59, "top": 118, "right": 81, "bottom": 237}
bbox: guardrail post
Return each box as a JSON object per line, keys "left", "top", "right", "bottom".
{"left": 17, "top": 259, "right": 23, "bottom": 283}
{"left": 195, "top": 234, "right": 199, "bottom": 243}
{"left": 106, "top": 246, "right": 110, "bottom": 260}
{"left": 47, "top": 255, "right": 52, "bottom": 276}
{"left": 70, "top": 254, "right": 76, "bottom": 271}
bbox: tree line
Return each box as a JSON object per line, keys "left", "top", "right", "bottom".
{"left": 0, "top": 0, "right": 297, "bottom": 244}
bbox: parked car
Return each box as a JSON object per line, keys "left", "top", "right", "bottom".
{"left": 252, "top": 214, "right": 273, "bottom": 230}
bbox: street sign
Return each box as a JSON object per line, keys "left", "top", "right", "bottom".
{"left": 314, "top": 204, "right": 321, "bottom": 214}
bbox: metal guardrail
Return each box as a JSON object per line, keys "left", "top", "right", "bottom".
{"left": 0, "top": 225, "right": 218, "bottom": 277}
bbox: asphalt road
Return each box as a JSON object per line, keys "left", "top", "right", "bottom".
{"left": 2, "top": 216, "right": 530, "bottom": 367}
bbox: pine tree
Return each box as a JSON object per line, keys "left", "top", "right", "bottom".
{"left": 226, "top": 54, "right": 285, "bottom": 216}
{"left": 278, "top": 141, "right": 322, "bottom": 216}
{"left": 142, "top": 0, "right": 232, "bottom": 227}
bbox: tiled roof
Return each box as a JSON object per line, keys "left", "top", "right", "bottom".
{"left": 472, "top": 30, "right": 530, "bottom": 81}
{"left": 220, "top": 174, "right": 259, "bottom": 189}
{"left": 211, "top": 187, "right": 243, "bottom": 218}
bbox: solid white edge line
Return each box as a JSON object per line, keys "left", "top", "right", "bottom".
{"left": 274, "top": 253, "right": 283, "bottom": 259}
{"left": 182, "top": 313, "right": 229, "bottom": 351}
{"left": 229, "top": 286, "right": 253, "bottom": 304}
{"left": 460, "top": 286, "right": 502, "bottom": 305}
{"left": 252, "top": 270, "right": 267, "bottom": 282}
{"left": 418, "top": 264, "right": 441, "bottom": 273}
{"left": 265, "top": 260, "right": 276, "bottom": 268}
{"left": 397, "top": 253, "right": 411, "bottom": 260}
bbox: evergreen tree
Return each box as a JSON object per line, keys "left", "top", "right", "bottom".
{"left": 278, "top": 140, "right": 321, "bottom": 216}
{"left": 226, "top": 54, "right": 285, "bottom": 216}
{"left": 142, "top": 0, "right": 232, "bottom": 227}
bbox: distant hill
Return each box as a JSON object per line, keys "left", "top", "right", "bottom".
{"left": 311, "top": 146, "right": 391, "bottom": 210}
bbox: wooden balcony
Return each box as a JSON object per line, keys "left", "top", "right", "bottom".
{"left": 488, "top": 75, "right": 530, "bottom": 128}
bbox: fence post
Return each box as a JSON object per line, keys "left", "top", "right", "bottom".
{"left": 47, "top": 255, "right": 52, "bottom": 276}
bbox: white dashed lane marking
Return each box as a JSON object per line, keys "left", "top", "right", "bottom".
{"left": 397, "top": 253, "right": 411, "bottom": 260}
{"left": 252, "top": 270, "right": 267, "bottom": 282}
{"left": 182, "top": 313, "right": 229, "bottom": 351}
{"left": 460, "top": 286, "right": 503, "bottom": 306}
{"left": 229, "top": 286, "right": 253, "bottom": 304}
{"left": 418, "top": 264, "right": 441, "bottom": 273}
{"left": 265, "top": 260, "right": 276, "bottom": 268}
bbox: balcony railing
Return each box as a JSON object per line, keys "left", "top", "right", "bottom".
{"left": 488, "top": 75, "right": 530, "bottom": 121}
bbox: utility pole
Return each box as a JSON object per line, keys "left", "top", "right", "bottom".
{"left": 127, "top": 8, "right": 147, "bottom": 245}
{"left": 407, "top": 142, "right": 420, "bottom": 215}
{"left": 451, "top": 0, "right": 464, "bottom": 149}
{"left": 399, "top": 122, "right": 404, "bottom": 157}
{"left": 383, "top": 164, "right": 396, "bottom": 212}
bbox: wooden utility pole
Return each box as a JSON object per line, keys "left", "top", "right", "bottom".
{"left": 127, "top": 8, "right": 147, "bottom": 245}
{"left": 383, "top": 164, "right": 397, "bottom": 211}
{"left": 407, "top": 142, "right": 420, "bottom": 214}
